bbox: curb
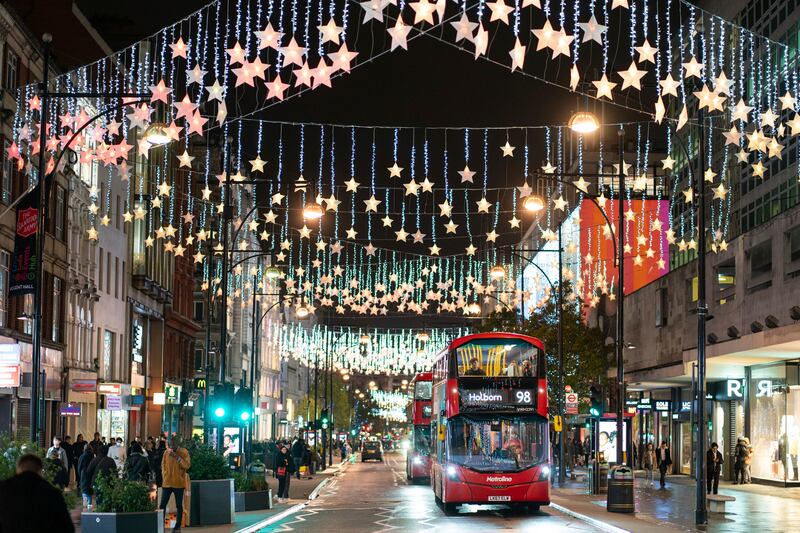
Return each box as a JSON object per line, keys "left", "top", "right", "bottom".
{"left": 308, "top": 477, "right": 332, "bottom": 500}
{"left": 233, "top": 502, "right": 308, "bottom": 533}
{"left": 549, "top": 502, "right": 632, "bottom": 533}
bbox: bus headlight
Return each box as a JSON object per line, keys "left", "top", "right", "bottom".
{"left": 401, "top": 440, "right": 410, "bottom": 450}
{"left": 446, "top": 465, "right": 459, "bottom": 480}
{"left": 413, "top": 456, "right": 423, "bottom": 465}
{"left": 539, "top": 465, "right": 551, "bottom": 480}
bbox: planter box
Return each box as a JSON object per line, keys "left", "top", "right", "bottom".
{"left": 234, "top": 489, "right": 273, "bottom": 512}
{"left": 81, "top": 510, "right": 164, "bottom": 533}
{"left": 190, "top": 478, "right": 235, "bottom": 525}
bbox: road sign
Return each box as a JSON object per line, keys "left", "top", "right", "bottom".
{"left": 553, "top": 415, "right": 563, "bottom": 432}
{"left": 564, "top": 385, "right": 573, "bottom": 393}
{"left": 566, "top": 392, "right": 579, "bottom": 414}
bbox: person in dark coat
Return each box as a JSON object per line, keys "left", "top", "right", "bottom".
{"left": 657, "top": 440, "right": 673, "bottom": 489}
{"left": 706, "top": 442, "right": 724, "bottom": 495}
{"left": 126, "top": 442, "right": 152, "bottom": 482}
{"left": 78, "top": 443, "right": 95, "bottom": 506}
{"left": 89, "top": 432, "right": 103, "bottom": 456}
{"left": 291, "top": 438, "right": 305, "bottom": 480}
{"left": 153, "top": 437, "right": 166, "bottom": 486}
{"left": 47, "top": 449, "right": 69, "bottom": 489}
{"left": 84, "top": 447, "right": 118, "bottom": 506}
{"left": 72, "top": 434, "right": 86, "bottom": 487}
{"left": 0, "top": 453, "right": 74, "bottom": 532}
{"left": 274, "top": 445, "right": 296, "bottom": 502}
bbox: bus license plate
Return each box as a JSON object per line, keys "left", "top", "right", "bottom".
{"left": 488, "top": 496, "right": 511, "bottom": 502}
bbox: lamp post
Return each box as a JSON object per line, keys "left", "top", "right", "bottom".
{"left": 31, "top": 34, "right": 153, "bottom": 444}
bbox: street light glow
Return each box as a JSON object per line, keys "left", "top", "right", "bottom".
{"left": 568, "top": 111, "right": 600, "bottom": 134}
{"left": 296, "top": 306, "right": 310, "bottom": 319}
{"left": 143, "top": 122, "right": 171, "bottom": 145}
{"left": 265, "top": 266, "right": 281, "bottom": 279}
{"left": 490, "top": 265, "right": 506, "bottom": 280}
{"left": 302, "top": 203, "right": 324, "bottom": 220}
{"left": 523, "top": 195, "right": 545, "bottom": 212}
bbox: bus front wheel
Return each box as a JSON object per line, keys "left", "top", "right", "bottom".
{"left": 527, "top": 504, "right": 540, "bottom": 513}
{"left": 443, "top": 502, "right": 458, "bottom": 515}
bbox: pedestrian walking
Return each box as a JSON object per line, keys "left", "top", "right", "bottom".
{"left": 291, "top": 438, "right": 305, "bottom": 479}
{"left": 643, "top": 442, "right": 656, "bottom": 487}
{"left": 657, "top": 440, "right": 672, "bottom": 488}
{"left": 583, "top": 436, "right": 591, "bottom": 465}
{"left": 706, "top": 442, "right": 724, "bottom": 494}
{"left": 0, "top": 453, "right": 74, "bottom": 533}
{"left": 744, "top": 437, "right": 754, "bottom": 483}
{"left": 160, "top": 436, "right": 191, "bottom": 533}
{"left": 274, "top": 445, "right": 296, "bottom": 502}
{"left": 89, "top": 432, "right": 103, "bottom": 456}
{"left": 735, "top": 437, "right": 750, "bottom": 484}
{"left": 108, "top": 437, "right": 127, "bottom": 471}
{"left": 46, "top": 436, "right": 69, "bottom": 471}
{"left": 72, "top": 434, "right": 86, "bottom": 487}
{"left": 61, "top": 436, "right": 73, "bottom": 485}
{"left": 126, "top": 442, "right": 152, "bottom": 482}
{"left": 85, "top": 446, "right": 118, "bottom": 505}
{"left": 47, "top": 449, "right": 69, "bottom": 489}
{"left": 77, "top": 443, "right": 95, "bottom": 509}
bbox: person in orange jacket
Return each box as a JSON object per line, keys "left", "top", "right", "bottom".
{"left": 160, "top": 436, "right": 191, "bottom": 533}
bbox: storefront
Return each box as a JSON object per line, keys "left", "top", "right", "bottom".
{"left": 65, "top": 370, "right": 98, "bottom": 439}
{"left": 96, "top": 382, "right": 130, "bottom": 442}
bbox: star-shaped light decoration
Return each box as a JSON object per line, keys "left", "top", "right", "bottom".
{"left": 387, "top": 18, "right": 412, "bottom": 50}
{"left": 592, "top": 74, "right": 617, "bottom": 100}
{"left": 500, "top": 141, "right": 515, "bottom": 157}
{"left": 255, "top": 22, "right": 284, "bottom": 50}
{"left": 459, "top": 165, "right": 476, "bottom": 183}
{"left": 683, "top": 188, "right": 694, "bottom": 203}
{"left": 465, "top": 244, "right": 477, "bottom": 256}
{"left": 429, "top": 244, "right": 441, "bottom": 256}
{"left": 509, "top": 39, "right": 526, "bottom": 71}
{"left": 486, "top": 230, "right": 498, "bottom": 242}
{"left": 635, "top": 39, "right": 657, "bottom": 63}
{"left": 578, "top": 15, "right": 606, "bottom": 45}
{"left": 318, "top": 19, "right": 343, "bottom": 44}
{"left": 617, "top": 61, "right": 646, "bottom": 90}
{"left": 170, "top": 37, "right": 188, "bottom": 59}
{"left": 420, "top": 177, "right": 434, "bottom": 193}
{"left": 404, "top": 179, "right": 420, "bottom": 196}
{"left": 177, "top": 150, "right": 194, "bottom": 168}
{"left": 86, "top": 227, "right": 98, "bottom": 240}
{"left": 445, "top": 220, "right": 459, "bottom": 233}
{"left": 730, "top": 98, "right": 753, "bottom": 123}
{"left": 388, "top": 162, "right": 403, "bottom": 177}
{"left": 682, "top": 56, "right": 704, "bottom": 79}
{"left": 509, "top": 216, "right": 521, "bottom": 228}
{"left": 659, "top": 74, "right": 680, "bottom": 97}
{"left": 395, "top": 228, "right": 409, "bottom": 242}
{"left": 438, "top": 200, "right": 453, "bottom": 217}
{"left": 487, "top": 0, "right": 514, "bottom": 23}
{"left": 364, "top": 195, "right": 381, "bottom": 212}
{"left": 409, "top": 0, "right": 436, "bottom": 24}
{"left": 451, "top": 13, "right": 477, "bottom": 42}
{"left": 476, "top": 197, "right": 491, "bottom": 213}
{"left": 712, "top": 183, "right": 728, "bottom": 200}
{"left": 780, "top": 91, "right": 797, "bottom": 111}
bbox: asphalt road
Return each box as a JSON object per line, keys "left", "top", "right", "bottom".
{"left": 263, "top": 451, "right": 602, "bottom": 532}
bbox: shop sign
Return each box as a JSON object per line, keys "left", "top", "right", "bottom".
{"left": 60, "top": 403, "right": 81, "bottom": 416}
{"left": 654, "top": 400, "right": 671, "bottom": 412}
{"left": 130, "top": 395, "right": 145, "bottom": 406}
{"left": 71, "top": 379, "right": 97, "bottom": 393}
{"left": 106, "top": 395, "right": 123, "bottom": 411}
{"left": 637, "top": 398, "right": 652, "bottom": 410}
{"left": 193, "top": 377, "right": 207, "bottom": 390}
{"left": 0, "top": 365, "right": 19, "bottom": 387}
{"left": 0, "top": 344, "right": 20, "bottom": 365}
{"left": 98, "top": 383, "right": 122, "bottom": 395}
{"left": 680, "top": 401, "right": 692, "bottom": 412}
{"left": 165, "top": 384, "right": 181, "bottom": 404}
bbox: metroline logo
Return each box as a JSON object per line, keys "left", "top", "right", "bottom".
{"left": 466, "top": 391, "right": 502, "bottom": 402}
{"left": 486, "top": 476, "right": 512, "bottom": 483}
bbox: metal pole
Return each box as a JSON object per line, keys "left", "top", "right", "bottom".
{"left": 558, "top": 223, "right": 565, "bottom": 486}
{"left": 695, "top": 112, "right": 708, "bottom": 526}
{"left": 329, "top": 348, "right": 334, "bottom": 467}
{"left": 203, "top": 228, "right": 214, "bottom": 445}
{"left": 616, "top": 128, "right": 625, "bottom": 465}
{"left": 249, "top": 273, "right": 258, "bottom": 464}
{"left": 31, "top": 34, "right": 52, "bottom": 445}
{"left": 691, "top": 362, "right": 696, "bottom": 479}
{"left": 217, "top": 141, "right": 232, "bottom": 453}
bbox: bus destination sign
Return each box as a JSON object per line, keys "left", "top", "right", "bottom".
{"left": 460, "top": 388, "right": 535, "bottom": 409}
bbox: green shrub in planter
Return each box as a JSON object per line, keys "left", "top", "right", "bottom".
{"left": 94, "top": 472, "right": 156, "bottom": 513}
{"left": 186, "top": 444, "right": 229, "bottom": 480}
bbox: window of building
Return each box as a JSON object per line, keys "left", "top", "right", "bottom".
{"left": 54, "top": 185, "right": 65, "bottom": 241}
{"left": 98, "top": 247, "right": 104, "bottom": 291}
{"left": 193, "top": 301, "right": 204, "bottom": 321}
{"left": 52, "top": 277, "right": 62, "bottom": 342}
{"left": 788, "top": 225, "right": 800, "bottom": 264}
{"left": 4, "top": 49, "right": 18, "bottom": 90}
{"left": 0, "top": 251, "right": 7, "bottom": 327}
{"left": 106, "top": 252, "right": 111, "bottom": 294}
{"left": 750, "top": 240, "right": 773, "bottom": 277}
{"left": 716, "top": 258, "right": 736, "bottom": 304}
{"left": 687, "top": 276, "right": 698, "bottom": 304}
{"left": 195, "top": 348, "right": 203, "bottom": 371}
{"left": 103, "top": 330, "right": 115, "bottom": 380}
{"left": 655, "top": 287, "right": 668, "bottom": 327}
{"left": 114, "top": 257, "right": 119, "bottom": 298}
{"left": 22, "top": 293, "right": 32, "bottom": 335}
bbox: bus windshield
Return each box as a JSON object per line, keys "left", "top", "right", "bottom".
{"left": 455, "top": 339, "right": 539, "bottom": 378}
{"left": 447, "top": 415, "right": 548, "bottom": 472}
{"left": 414, "top": 381, "right": 432, "bottom": 400}
{"left": 414, "top": 425, "right": 431, "bottom": 455}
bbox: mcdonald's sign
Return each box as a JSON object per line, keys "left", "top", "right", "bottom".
{"left": 193, "top": 378, "right": 207, "bottom": 390}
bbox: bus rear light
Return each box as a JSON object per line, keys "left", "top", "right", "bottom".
{"left": 413, "top": 456, "right": 423, "bottom": 465}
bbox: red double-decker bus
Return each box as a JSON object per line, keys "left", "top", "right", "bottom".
{"left": 430, "top": 332, "right": 550, "bottom": 514}
{"left": 406, "top": 372, "right": 433, "bottom": 482}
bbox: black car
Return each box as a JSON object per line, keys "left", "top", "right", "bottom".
{"left": 361, "top": 441, "right": 383, "bottom": 462}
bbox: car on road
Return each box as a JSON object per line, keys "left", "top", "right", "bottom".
{"left": 361, "top": 441, "right": 384, "bottom": 462}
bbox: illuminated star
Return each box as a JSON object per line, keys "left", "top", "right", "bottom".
{"left": 388, "top": 162, "right": 403, "bottom": 177}
{"left": 486, "top": 230, "right": 498, "bottom": 243}
{"left": 177, "top": 150, "right": 194, "bottom": 168}
{"left": 500, "top": 141, "right": 516, "bottom": 157}
{"left": 509, "top": 216, "right": 521, "bottom": 228}
{"left": 438, "top": 200, "right": 453, "bottom": 217}
{"left": 409, "top": 0, "right": 436, "bottom": 24}
{"left": 465, "top": 244, "right": 477, "bottom": 256}
{"left": 476, "top": 197, "right": 491, "bottom": 213}
{"left": 634, "top": 39, "right": 657, "bottom": 63}
{"left": 318, "top": 19, "right": 343, "bottom": 44}
{"left": 682, "top": 56, "right": 704, "bottom": 79}
{"left": 444, "top": 220, "right": 459, "bottom": 234}
{"left": 659, "top": 74, "right": 680, "bottom": 97}
{"left": 420, "top": 177, "right": 434, "bottom": 193}
{"left": 751, "top": 161, "right": 766, "bottom": 178}
{"left": 170, "top": 37, "right": 188, "bottom": 59}
{"left": 730, "top": 98, "right": 753, "bottom": 122}
{"left": 713, "top": 183, "right": 728, "bottom": 200}
{"left": 592, "top": 74, "right": 617, "bottom": 100}
{"left": 249, "top": 156, "right": 266, "bottom": 173}
{"left": 459, "top": 165, "right": 476, "bottom": 183}
{"left": 509, "top": 38, "right": 526, "bottom": 71}
{"left": 578, "top": 15, "right": 606, "bottom": 45}
{"left": 363, "top": 195, "right": 381, "bottom": 212}
{"left": 382, "top": 215, "right": 394, "bottom": 227}
{"left": 451, "top": 13, "right": 477, "bottom": 42}
{"left": 86, "top": 227, "right": 98, "bottom": 241}
{"left": 404, "top": 179, "right": 420, "bottom": 196}
{"left": 780, "top": 91, "right": 797, "bottom": 111}
{"left": 387, "top": 18, "right": 412, "bottom": 51}
{"left": 395, "top": 228, "right": 409, "bottom": 242}
{"left": 617, "top": 61, "right": 646, "bottom": 90}
{"left": 345, "top": 177, "right": 360, "bottom": 192}
{"left": 254, "top": 23, "right": 284, "bottom": 50}
{"left": 683, "top": 187, "right": 694, "bottom": 203}
{"left": 413, "top": 230, "right": 426, "bottom": 244}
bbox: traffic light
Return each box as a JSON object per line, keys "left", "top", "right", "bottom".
{"left": 350, "top": 429, "right": 357, "bottom": 436}
{"left": 234, "top": 386, "right": 253, "bottom": 422}
{"left": 320, "top": 409, "right": 329, "bottom": 430}
{"left": 212, "top": 383, "right": 233, "bottom": 420}
{"left": 589, "top": 385, "right": 603, "bottom": 417}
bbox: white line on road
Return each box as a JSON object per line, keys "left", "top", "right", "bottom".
{"left": 549, "top": 502, "right": 632, "bottom": 533}
{"left": 234, "top": 503, "right": 308, "bottom": 533}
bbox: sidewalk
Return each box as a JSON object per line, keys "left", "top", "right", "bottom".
{"left": 74, "top": 460, "right": 348, "bottom": 533}
{"left": 552, "top": 468, "right": 799, "bottom": 533}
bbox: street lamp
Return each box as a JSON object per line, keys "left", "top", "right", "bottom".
{"left": 523, "top": 195, "right": 545, "bottom": 212}
{"left": 415, "top": 332, "right": 429, "bottom": 343}
{"left": 143, "top": 122, "right": 171, "bottom": 145}
{"left": 568, "top": 111, "right": 600, "bottom": 134}
{"left": 359, "top": 334, "right": 370, "bottom": 345}
{"left": 490, "top": 264, "right": 506, "bottom": 280}
{"left": 265, "top": 266, "right": 281, "bottom": 279}
{"left": 467, "top": 302, "right": 482, "bottom": 315}
{"left": 296, "top": 306, "right": 310, "bottom": 319}
{"left": 302, "top": 203, "right": 324, "bottom": 220}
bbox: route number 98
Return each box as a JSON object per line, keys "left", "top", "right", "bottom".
{"left": 515, "top": 390, "right": 532, "bottom": 404}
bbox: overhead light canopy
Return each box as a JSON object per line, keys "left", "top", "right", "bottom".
{"left": 568, "top": 111, "right": 600, "bottom": 134}
{"left": 490, "top": 265, "right": 506, "bottom": 280}
{"left": 265, "top": 266, "right": 281, "bottom": 279}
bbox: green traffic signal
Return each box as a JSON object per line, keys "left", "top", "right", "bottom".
{"left": 240, "top": 411, "right": 251, "bottom": 422}
{"left": 351, "top": 429, "right": 357, "bottom": 436}
{"left": 214, "top": 406, "right": 226, "bottom": 418}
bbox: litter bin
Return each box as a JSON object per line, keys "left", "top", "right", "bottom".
{"left": 248, "top": 461, "right": 266, "bottom": 479}
{"left": 606, "top": 465, "right": 634, "bottom": 513}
